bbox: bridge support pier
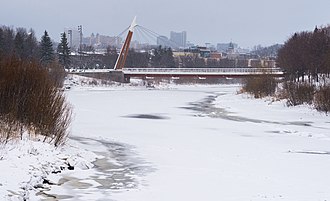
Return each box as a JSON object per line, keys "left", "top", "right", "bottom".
{"left": 109, "top": 70, "right": 130, "bottom": 83}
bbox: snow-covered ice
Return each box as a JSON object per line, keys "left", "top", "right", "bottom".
{"left": 1, "top": 75, "right": 330, "bottom": 200}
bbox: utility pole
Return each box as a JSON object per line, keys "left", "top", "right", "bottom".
{"left": 68, "top": 29, "right": 72, "bottom": 50}
{"left": 78, "top": 25, "right": 83, "bottom": 68}
{"left": 78, "top": 25, "right": 83, "bottom": 54}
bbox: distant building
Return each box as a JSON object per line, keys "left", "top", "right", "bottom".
{"left": 210, "top": 52, "right": 222, "bottom": 60}
{"left": 170, "top": 31, "right": 187, "bottom": 49}
{"left": 89, "top": 33, "right": 96, "bottom": 46}
{"left": 64, "top": 28, "right": 80, "bottom": 51}
{"left": 199, "top": 47, "right": 211, "bottom": 58}
{"left": 83, "top": 33, "right": 122, "bottom": 49}
{"left": 184, "top": 46, "right": 211, "bottom": 58}
{"left": 217, "top": 42, "right": 238, "bottom": 53}
{"left": 227, "top": 42, "right": 235, "bottom": 54}
{"left": 186, "top": 41, "right": 195, "bottom": 48}
{"left": 130, "top": 40, "right": 152, "bottom": 50}
{"left": 64, "top": 28, "right": 123, "bottom": 51}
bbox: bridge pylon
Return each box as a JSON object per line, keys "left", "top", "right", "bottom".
{"left": 114, "top": 16, "right": 137, "bottom": 70}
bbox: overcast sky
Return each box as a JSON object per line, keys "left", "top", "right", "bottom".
{"left": 1, "top": 0, "right": 330, "bottom": 48}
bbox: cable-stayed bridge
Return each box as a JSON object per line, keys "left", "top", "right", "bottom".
{"left": 70, "top": 17, "right": 283, "bottom": 82}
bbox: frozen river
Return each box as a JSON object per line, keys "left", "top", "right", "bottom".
{"left": 49, "top": 83, "right": 330, "bottom": 201}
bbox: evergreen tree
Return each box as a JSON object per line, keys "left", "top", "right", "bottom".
{"left": 0, "top": 26, "right": 15, "bottom": 58}
{"left": 151, "top": 46, "right": 162, "bottom": 67}
{"left": 126, "top": 48, "right": 149, "bottom": 68}
{"left": 57, "top": 32, "right": 71, "bottom": 68}
{"left": 25, "top": 29, "right": 39, "bottom": 60}
{"left": 0, "top": 28, "right": 3, "bottom": 59}
{"left": 40, "top": 30, "right": 54, "bottom": 64}
{"left": 164, "top": 47, "right": 175, "bottom": 67}
{"left": 14, "top": 28, "right": 27, "bottom": 59}
{"left": 150, "top": 46, "right": 176, "bottom": 68}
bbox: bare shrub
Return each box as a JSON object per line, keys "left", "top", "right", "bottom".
{"left": 0, "top": 56, "right": 71, "bottom": 146}
{"left": 314, "top": 86, "right": 330, "bottom": 113}
{"left": 33, "top": 86, "right": 72, "bottom": 146}
{"left": 101, "top": 79, "right": 111, "bottom": 86}
{"left": 0, "top": 116, "right": 20, "bottom": 144}
{"left": 89, "top": 79, "right": 98, "bottom": 85}
{"left": 242, "top": 75, "right": 278, "bottom": 98}
{"left": 46, "top": 61, "right": 67, "bottom": 88}
{"left": 282, "top": 81, "right": 315, "bottom": 106}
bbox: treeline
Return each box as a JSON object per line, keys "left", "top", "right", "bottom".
{"left": 278, "top": 27, "right": 330, "bottom": 82}
{"left": 0, "top": 26, "right": 71, "bottom": 146}
{"left": 243, "top": 26, "right": 330, "bottom": 113}
{"left": 278, "top": 26, "right": 330, "bottom": 112}
{"left": 0, "top": 27, "right": 39, "bottom": 60}
{"left": 0, "top": 26, "right": 71, "bottom": 67}
{"left": 72, "top": 46, "right": 264, "bottom": 69}
{"left": 251, "top": 44, "right": 283, "bottom": 58}
{"left": 71, "top": 46, "right": 176, "bottom": 69}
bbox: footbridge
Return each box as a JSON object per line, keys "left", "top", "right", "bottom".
{"left": 69, "top": 17, "right": 284, "bottom": 82}
{"left": 69, "top": 67, "right": 284, "bottom": 82}
{"left": 123, "top": 67, "right": 283, "bottom": 78}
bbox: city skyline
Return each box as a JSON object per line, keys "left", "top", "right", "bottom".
{"left": 1, "top": 0, "right": 330, "bottom": 48}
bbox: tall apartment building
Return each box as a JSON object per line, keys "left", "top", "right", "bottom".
{"left": 64, "top": 28, "right": 80, "bottom": 51}
{"left": 170, "top": 31, "right": 187, "bottom": 49}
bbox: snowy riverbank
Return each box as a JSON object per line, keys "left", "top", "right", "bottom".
{"left": 0, "top": 136, "right": 98, "bottom": 200}
{"left": 1, "top": 75, "right": 330, "bottom": 200}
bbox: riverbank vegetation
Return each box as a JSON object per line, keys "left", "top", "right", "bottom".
{"left": 243, "top": 26, "right": 330, "bottom": 113}
{"left": 0, "top": 26, "right": 71, "bottom": 146}
{"left": 242, "top": 75, "right": 278, "bottom": 98}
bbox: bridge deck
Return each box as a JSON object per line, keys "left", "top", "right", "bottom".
{"left": 123, "top": 67, "right": 283, "bottom": 76}
{"left": 69, "top": 67, "right": 283, "bottom": 77}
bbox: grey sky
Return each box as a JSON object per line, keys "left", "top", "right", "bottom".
{"left": 1, "top": 0, "right": 330, "bottom": 48}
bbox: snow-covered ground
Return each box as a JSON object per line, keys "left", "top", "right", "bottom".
{"left": 1, "top": 75, "right": 330, "bottom": 200}
{"left": 0, "top": 136, "right": 99, "bottom": 200}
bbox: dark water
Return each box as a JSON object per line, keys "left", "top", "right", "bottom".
{"left": 38, "top": 136, "right": 154, "bottom": 200}
{"left": 182, "top": 92, "right": 316, "bottom": 127}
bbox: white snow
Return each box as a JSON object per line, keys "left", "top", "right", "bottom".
{"left": 1, "top": 75, "right": 330, "bottom": 200}
{"left": 0, "top": 135, "right": 99, "bottom": 201}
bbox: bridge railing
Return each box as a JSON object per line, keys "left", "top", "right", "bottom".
{"left": 123, "top": 67, "right": 283, "bottom": 75}
{"left": 67, "top": 67, "right": 284, "bottom": 75}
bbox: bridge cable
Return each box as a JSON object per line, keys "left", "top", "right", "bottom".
{"left": 136, "top": 25, "right": 181, "bottom": 48}
{"left": 107, "top": 26, "right": 130, "bottom": 47}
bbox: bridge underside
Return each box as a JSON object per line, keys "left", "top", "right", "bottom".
{"left": 69, "top": 67, "right": 284, "bottom": 83}
{"left": 123, "top": 67, "right": 284, "bottom": 80}
{"left": 70, "top": 70, "right": 130, "bottom": 83}
{"left": 125, "top": 73, "right": 283, "bottom": 79}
